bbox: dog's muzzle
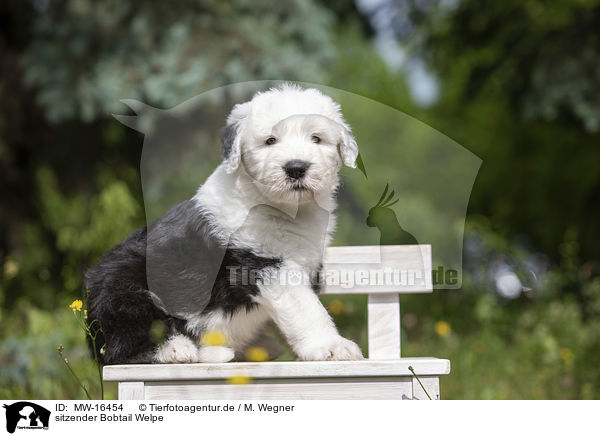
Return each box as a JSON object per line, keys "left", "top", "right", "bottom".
{"left": 283, "top": 160, "right": 311, "bottom": 180}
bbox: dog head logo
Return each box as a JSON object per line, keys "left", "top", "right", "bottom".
{"left": 3, "top": 402, "right": 50, "bottom": 433}
{"left": 114, "top": 80, "right": 481, "bottom": 303}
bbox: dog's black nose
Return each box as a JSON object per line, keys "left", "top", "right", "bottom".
{"left": 284, "top": 160, "right": 311, "bottom": 180}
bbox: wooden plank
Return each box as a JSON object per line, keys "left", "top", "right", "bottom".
{"left": 368, "top": 294, "right": 401, "bottom": 359}
{"left": 411, "top": 376, "right": 441, "bottom": 400}
{"left": 103, "top": 358, "right": 450, "bottom": 382}
{"left": 144, "top": 377, "right": 413, "bottom": 400}
{"left": 118, "top": 381, "right": 145, "bottom": 400}
{"left": 322, "top": 245, "right": 432, "bottom": 294}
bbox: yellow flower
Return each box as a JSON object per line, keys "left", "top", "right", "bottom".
{"left": 434, "top": 321, "right": 451, "bottom": 338}
{"left": 227, "top": 373, "right": 251, "bottom": 384}
{"left": 83, "top": 309, "right": 88, "bottom": 318}
{"left": 560, "top": 348, "right": 574, "bottom": 364}
{"left": 3, "top": 259, "right": 19, "bottom": 280}
{"left": 245, "top": 346, "right": 269, "bottom": 362}
{"left": 328, "top": 299, "right": 344, "bottom": 315}
{"left": 69, "top": 300, "right": 83, "bottom": 311}
{"left": 200, "top": 330, "right": 228, "bottom": 346}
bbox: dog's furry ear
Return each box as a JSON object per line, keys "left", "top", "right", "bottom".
{"left": 339, "top": 122, "right": 359, "bottom": 168}
{"left": 221, "top": 123, "right": 241, "bottom": 173}
{"left": 221, "top": 101, "right": 251, "bottom": 173}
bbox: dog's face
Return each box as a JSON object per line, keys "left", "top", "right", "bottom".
{"left": 241, "top": 114, "right": 346, "bottom": 203}
{"left": 221, "top": 85, "right": 358, "bottom": 203}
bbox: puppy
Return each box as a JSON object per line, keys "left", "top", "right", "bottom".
{"left": 86, "top": 84, "right": 364, "bottom": 364}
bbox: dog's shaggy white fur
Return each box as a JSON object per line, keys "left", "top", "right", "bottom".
{"left": 86, "top": 84, "right": 363, "bottom": 364}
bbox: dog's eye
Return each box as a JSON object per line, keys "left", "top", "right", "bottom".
{"left": 265, "top": 137, "right": 277, "bottom": 145}
{"left": 311, "top": 135, "right": 321, "bottom": 144}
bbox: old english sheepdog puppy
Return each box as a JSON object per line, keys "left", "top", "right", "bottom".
{"left": 85, "top": 84, "right": 364, "bottom": 364}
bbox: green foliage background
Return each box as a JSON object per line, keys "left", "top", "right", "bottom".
{"left": 1, "top": 0, "right": 599, "bottom": 399}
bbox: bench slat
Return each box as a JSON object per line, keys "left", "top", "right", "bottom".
{"left": 143, "top": 378, "right": 415, "bottom": 400}
{"left": 321, "top": 245, "right": 432, "bottom": 294}
{"left": 103, "top": 358, "right": 450, "bottom": 382}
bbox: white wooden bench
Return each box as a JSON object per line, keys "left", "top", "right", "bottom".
{"left": 103, "top": 245, "right": 450, "bottom": 400}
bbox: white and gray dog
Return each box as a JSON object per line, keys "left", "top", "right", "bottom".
{"left": 86, "top": 84, "right": 364, "bottom": 364}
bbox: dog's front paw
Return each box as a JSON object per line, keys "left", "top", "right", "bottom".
{"left": 155, "top": 335, "right": 200, "bottom": 363}
{"left": 296, "top": 336, "right": 364, "bottom": 361}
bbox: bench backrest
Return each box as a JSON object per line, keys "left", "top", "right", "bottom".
{"left": 322, "top": 245, "right": 432, "bottom": 359}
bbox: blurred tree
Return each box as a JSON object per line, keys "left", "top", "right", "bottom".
{"left": 371, "top": 0, "right": 600, "bottom": 132}
{"left": 21, "top": 0, "right": 336, "bottom": 122}
{"left": 372, "top": 0, "right": 600, "bottom": 272}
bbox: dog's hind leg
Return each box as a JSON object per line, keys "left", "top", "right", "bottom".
{"left": 87, "top": 284, "right": 178, "bottom": 364}
{"left": 155, "top": 335, "right": 201, "bottom": 363}
{"left": 155, "top": 331, "right": 236, "bottom": 364}
{"left": 154, "top": 337, "right": 235, "bottom": 363}
{"left": 197, "top": 345, "right": 235, "bottom": 363}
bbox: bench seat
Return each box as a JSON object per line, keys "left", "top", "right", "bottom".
{"left": 104, "top": 358, "right": 450, "bottom": 400}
